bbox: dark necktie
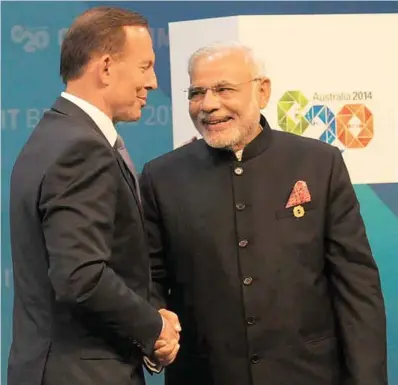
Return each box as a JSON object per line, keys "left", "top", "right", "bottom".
{"left": 114, "top": 135, "right": 141, "bottom": 202}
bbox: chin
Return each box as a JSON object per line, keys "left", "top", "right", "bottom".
{"left": 131, "top": 111, "right": 142, "bottom": 121}
{"left": 117, "top": 110, "right": 142, "bottom": 123}
{"left": 202, "top": 131, "right": 240, "bottom": 150}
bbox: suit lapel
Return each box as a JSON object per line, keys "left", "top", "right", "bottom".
{"left": 52, "top": 96, "right": 145, "bottom": 222}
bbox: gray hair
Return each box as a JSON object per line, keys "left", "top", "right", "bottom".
{"left": 187, "top": 41, "right": 266, "bottom": 78}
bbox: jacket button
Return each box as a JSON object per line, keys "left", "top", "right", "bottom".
{"left": 236, "top": 203, "right": 246, "bottom": 211}
{"left": 251, "top": 354, "right": 260, "bottom": 364}
{"left": 238, "top": 239, "right": 248, "bottom": 248}
{"left": 243, "top": 277, "right": 253, "bottom": 285}
{"left": 234, "top": 167, "right": 243, "bottom": 175}
{"left": 247, "top": 316, "right": 256, "bottom": 325}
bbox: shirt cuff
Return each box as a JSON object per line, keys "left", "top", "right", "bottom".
{"left": 143, "top": 314, "right": 165, "bottom": 373}
{"left": 143, "top": 356, "right": 163, "bottom": 373}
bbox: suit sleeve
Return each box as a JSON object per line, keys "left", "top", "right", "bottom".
{"left": 325, "top": 147, "right": 387, "bottom": 385}
{"left": 139, "top": 163, "right": 169, "bottom": 310}
{"left": 39, "top": 137, "right": 162, "bottom": 357}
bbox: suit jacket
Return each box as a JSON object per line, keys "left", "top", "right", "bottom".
{"left": 8, "top": 97, "right": 163, "bottom": 385}
{"left": 140, "top": 115, "right": 387, "bottom": 385}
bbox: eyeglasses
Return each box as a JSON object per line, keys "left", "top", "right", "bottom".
{"left": 185, "top": 78, "right": 261, "bottom": 102}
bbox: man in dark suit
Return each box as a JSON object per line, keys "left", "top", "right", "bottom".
{"left": 8, "top": 7, "right": 180, "bottom": 385}
{"left": 140, "top": 41, "right": 388, "bottom": 385}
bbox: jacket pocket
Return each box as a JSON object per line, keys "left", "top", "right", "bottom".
{"left": 304, "top": 333, "right": 335, "bottom": 347}
{"left": 276, "top": 202, "right": 315, "bottom": 219}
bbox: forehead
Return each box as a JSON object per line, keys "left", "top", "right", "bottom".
{"left": 123, "top": 26, "right": 154, "bottom": 60}
{"left": 190, "top": 50, "right": 253, "bottom": 86}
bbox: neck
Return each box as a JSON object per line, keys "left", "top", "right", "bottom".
{"left": 231, "top": 123, "right": 263, "bottom": 152}
{"left": 65, "top": 82, "right": 113, "bottom": 120}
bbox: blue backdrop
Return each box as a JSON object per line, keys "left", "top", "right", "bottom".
{"left": 2, "top": 2, "right": 398, "bottom": 384}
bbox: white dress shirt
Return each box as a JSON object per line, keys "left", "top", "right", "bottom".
{"left": 61, "top": 92, "right": 117, "bottom": 147}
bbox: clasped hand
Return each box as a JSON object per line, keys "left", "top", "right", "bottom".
{"left": 153, "top": 309, "right": 181, "bottom": 366}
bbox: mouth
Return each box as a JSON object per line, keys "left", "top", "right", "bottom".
{"left": 137, "top": 97, "right": 147, "bottom": 106}
{"left": 201, "top": 116, "right": 233, "bottom": 130}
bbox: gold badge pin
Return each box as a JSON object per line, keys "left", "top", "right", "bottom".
{"left": 293, "top": 205, "right": 305, "bottom": 218}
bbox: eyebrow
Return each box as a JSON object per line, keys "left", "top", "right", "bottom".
{"left": 215, "top": 80, "right": 234, "bottom": 86}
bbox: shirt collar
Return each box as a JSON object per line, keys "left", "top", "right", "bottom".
{"left": 61, "top": 92, "right": 117, "bottom": 147}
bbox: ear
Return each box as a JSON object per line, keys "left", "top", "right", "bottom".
{"left": 97, "top": 54, "right": 113, "bottom": 86}
{"left": 258, "top": 77, "right": 271, "bottom": 109}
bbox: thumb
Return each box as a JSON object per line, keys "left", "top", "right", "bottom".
{"left": 174, "top": 320, "right": 182, "bottom": 332}
{"left": 160, "top": 309, "right": 182, "bottom": 332}
{"left": 167, "top": 312, "right": 181, "bottom": 332}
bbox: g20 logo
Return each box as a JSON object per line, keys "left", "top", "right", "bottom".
{"left": 277, "top": 90, "right": 374, "bottom": 148}
{"left": 11, "top": 25, "right": 49, "bottom": 53}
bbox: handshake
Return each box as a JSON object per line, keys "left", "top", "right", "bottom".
{"left": 151, "top": 308, "right": 182, "bottom": 366}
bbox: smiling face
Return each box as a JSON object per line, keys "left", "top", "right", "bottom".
{"left": 103, "top": 26, "right": 157, "bottom": 122}
{"left": 188, "top": 48, "right": 270, "bottom": 151}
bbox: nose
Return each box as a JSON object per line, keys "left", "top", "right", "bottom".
{"left": 146, "top": 68, "right": 158, "bottom": 90}
{"left": 200, "top": 89, "right": 221, "bottom": 113}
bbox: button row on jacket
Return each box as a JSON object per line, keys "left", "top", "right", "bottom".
{"left": 236, "top": 203, "right": 246, "bottom": 210}
{"left": 238, "top": 239, "right": 248, "bottom": 248}
{"left": 251, "top": 354, "right": 260, "bottom": 364}
{"left": 234, "top": 167, "right": 244, "bottom": 175}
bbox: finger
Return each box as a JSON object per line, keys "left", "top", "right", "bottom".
{"left": 154, "top": 341, "right": 177, "bottom": 357}
{"left": 162, "top": 320, "right": 180, "bottom": 342}
{"left": 160, "top": 341, "right": 180, "bottom": 362}
{"left": 163, "top": 331, "right": 179, "bottom": 344}
{"left": 161, "top": 343, "right": 180, "bottom": 366}
{"left": 169, "top": 314, "right": 182, "bottom": 332}
{"left": 154, "top": 339, "right": 167, "bottom": 350}
{"left": 154, "top": 345, "right": 174, "bottom": 356}
{"left": 169, "top": 342, "right": 180, "bottom": 360}
{"left": 173, "top": 319, "right": 182, "bottom": 332}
